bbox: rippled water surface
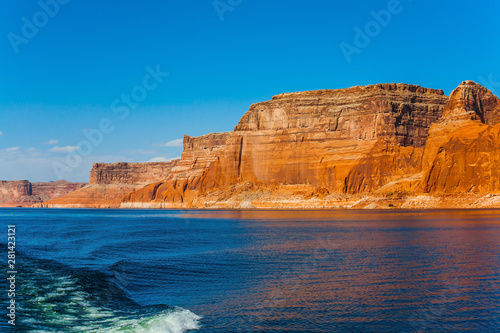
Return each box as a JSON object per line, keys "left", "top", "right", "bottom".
{"left": 1, "top": 208, "right": 500, "bottom": 332}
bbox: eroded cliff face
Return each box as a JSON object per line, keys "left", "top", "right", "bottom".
{"left": 32, "top": 181, "right": 86, "bottom": 202}
{"left": 40, "top": 161, "right": 178, "bottom": 208}
{"left": 235, "top": 84, "right": 446, "bottom": 148}
{"left": 123, "top": 83, "right": 448, "bottom": 208}
{"left": 422, "top": 81, "right": 500, "bottom": 194}
{"left": 89, "top": 162, "right": 177, "bottom": 185}
{"left": 47, "top": 80, "right": 500, "bottom": 209}
{"left": 0, "top": 180, "right": 85, "bottom": 207}
{"left": 0, "top": 180, "right": 33, "bottom": 206}
{"left": 441, "top": 80, "right": 500, "bottom": 124}
{"left": 343, "top": 139, "right": 423, "bottom": 195}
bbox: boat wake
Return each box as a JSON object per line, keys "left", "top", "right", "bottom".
{"left": 3, "top": 247, "right": 201, "bottom": 332}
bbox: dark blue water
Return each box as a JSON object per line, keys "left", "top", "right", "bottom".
{"left": 1, "top": 208, "right": 500, "bottom": 332}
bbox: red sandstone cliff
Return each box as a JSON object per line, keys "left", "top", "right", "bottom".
{"left": 47, "top": 81, "right": 500, "bottom": 209}
{"left": 0, "top": 180, "right": 34, "bottom": 207}
{"left": 40, "top": 162, "right": 178, "bottom": 208}
{"left": 122, "top": 83, "right": 449, "bottom": 208}
{"left": 0, "top": 180, "right": 86, "bottom": 207}
{"left": 421, "top": 81, "right": 500, "bottom": 194}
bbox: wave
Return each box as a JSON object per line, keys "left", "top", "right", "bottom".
{"left": 3, "top": 247, "right": 202, "bottom": 332}
{"left": 99, "top": 308, "right": 201, "bottom": 333}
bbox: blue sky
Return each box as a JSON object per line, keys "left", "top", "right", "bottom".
{"left": 0, "top": 0, "right": 499, "bottom": 182}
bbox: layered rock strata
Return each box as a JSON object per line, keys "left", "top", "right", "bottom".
{"left": 0, "top": 180, "right": 86, "bottom": 207}
{"left": 40, "top": 161, "right": 177, "bottom": 208}
{"left": 421, "top": 81, "right": 500, "bottom": 194}
{"left": 122, "top": 83, "right": 449, "bottom": 208}
{"left": 45, "top": 81, "right": 500, "bottom": 209}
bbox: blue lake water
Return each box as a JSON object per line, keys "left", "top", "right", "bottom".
{"left": 1, "top": 208, "right": 500, "bottom": 332}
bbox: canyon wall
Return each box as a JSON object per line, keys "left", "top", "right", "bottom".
{"left": 46, "top": 80, "right": 500, "bottom": 209}
{"left": 89, "top": 162, "right": 177, "bottom": 185}
{"left": 122, "top": 83, "right": 449, "bottom": 208}
{"left": 40, "top": 161, "right": 178, "bottom": 208}
{"left": 32, "top": 181, "right": 86, "bottom": 202}
{"left": 0, "top": 180, "right": 86, "bottom": 207}
{"left": 234, "top": 84, "right": 446, "bottom": 148}
{"left": 0, "top": 180, "right": 33, "bottom": 207}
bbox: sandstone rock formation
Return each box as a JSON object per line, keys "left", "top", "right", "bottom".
{"left": 32, "top": 180, "right": 87, "bottom": 202}
{"left": 122, "top": 83, "right": 449, "bottom": 208}
{"left": 0, "top": 180, "right": 34, "bottom": 207}
{"left": 40, "top": 161, "right": 177, "bottom": 208}
{"left": 46, "top": 80, "right": 500, "bottom": 209}
{"left": 343, "top": 139, "right": 423, "bottom": 194}
{"left": 89, "top": 162, "right": 177, "bottom": 185}
{"left": 0, "top": 180, "right": 85, "bottom": 207}
{"left": 421, "top": 81, "right": 500, "bottom": 194}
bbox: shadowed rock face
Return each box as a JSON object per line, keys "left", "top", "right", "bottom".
{"left": 0, "top": 180, "right": 32, "bottom": 206}
{"left": 343, "top": 140, "right": 423, "bottom": 194}
{"left": 31, "top": 181, "right": 86, "bottom": 202}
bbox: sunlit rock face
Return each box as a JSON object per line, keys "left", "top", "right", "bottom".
{"left": 422, "top": 81, "right": 500, "bottom": 194}
{"left": 47, "top": 81, "right": 500, "bottom": 209}
{"left": 89, "top": 162, "right": 177, "bottom": 185}
{"left": 40, "top": 162, "right": 177, "bottom": 208}
{"left": 123, "top": 83, "right": 449, "bottom": 206}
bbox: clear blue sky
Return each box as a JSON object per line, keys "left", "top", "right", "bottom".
{"left": 0, "top": 0, "right": 499, "bottom": 182}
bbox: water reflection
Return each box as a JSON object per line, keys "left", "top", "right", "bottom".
{"left": 176, "top": 208, "right": 500, "bottom": 223}
{"left": 190, "top": 210, "right": 500, "bottom": 331}
{"left": 5, "top": 208, "right": 500, "bottom": 332}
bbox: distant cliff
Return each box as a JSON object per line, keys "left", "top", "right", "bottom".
{"left": 0, "top": 180, "right": 86, "bottom": 207}
{"left": 46, "top": 81, "right": 500, "bottom": 209}
{"left": 89, "top": 162, "right": 177, "bottom": 185}
{"left": 40, "top": 162, "right": 177, "bottom": 208}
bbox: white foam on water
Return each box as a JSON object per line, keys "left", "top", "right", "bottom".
{"left": 24, "top": 299, "right": 202, "bottom": 332}
{"left": 19, "top": 259, "right": 202, "bottom": 332}
{"left": 102, "top": 307, "right": 202, "bottom": 333}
